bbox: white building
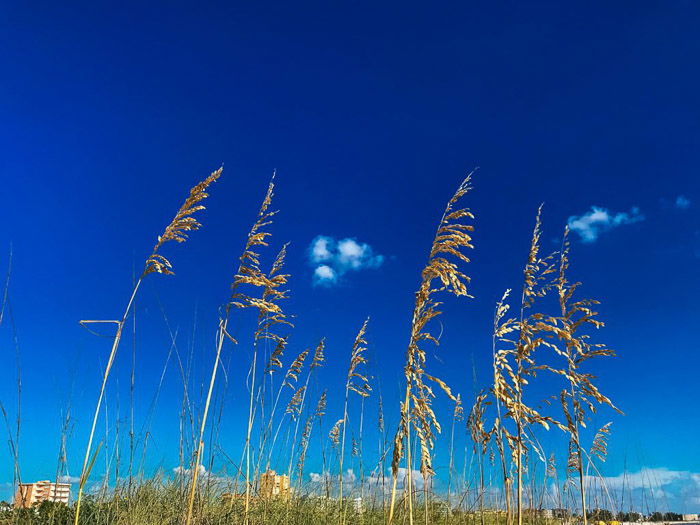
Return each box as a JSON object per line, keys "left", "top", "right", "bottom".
{"left": 14, "top": 480, "right": 71, "bottom": 508}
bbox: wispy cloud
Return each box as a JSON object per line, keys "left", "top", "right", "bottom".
{"left": 172, "top": 465, "right": 230, "bottom": 486}
{"left": 567, "top": 206, "right": 644, "bottom": 243}
{"left": 676, "top": 195, "right": 691, "bottom": 210}
{"left": 391, "top": 468, "right": 433, "bottom": 490}
{"left": 309, "top": 469, "right": 357, "bottom": 484}
{"left": 58, "top": 475, "right": 81, "bottom": 484}
{"left": 173, "top": 465, "right": 207, "bottom": 477}
{"left": 308, "top": 236, "right": 384, "bottom": 286}
{"left": 584, "top": 467, "right": 686, "bottom": 490}
{"left": 309, "top": 468, "right": 433, "bottom": 492}
{"left": 580, "top": 468, "right": 700, "bottom": 513}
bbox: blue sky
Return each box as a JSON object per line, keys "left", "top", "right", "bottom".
{"left": 0, "top": 0, "right": 699, "bottom": 511}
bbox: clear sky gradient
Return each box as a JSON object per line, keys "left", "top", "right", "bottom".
{"left": 0, "top": 1, "right": 698, "bottom": 510}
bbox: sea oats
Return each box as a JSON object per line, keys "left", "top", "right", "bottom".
{"left": 389, "top": 173, "right": 475, "bottom": 525}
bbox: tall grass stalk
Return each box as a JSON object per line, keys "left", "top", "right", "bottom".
{"left": 186, "top": 174, "right": 281, "bottom": 525}
{"left": 288, "top": 339, "right": 326, "bottom": 484}
{"left": 0, "top": 246, "right": 25, "bottom": 505}
{"left": 491, "top": 291, "right": 515, "bottom": 525}
{"left": 339, "top": 318, "right": 371, "bottom": 515}
{"left": 389, "top": 173, "right": 475, "bottom": 525}
{"left": 296, "top": 390, "right": 327, "bottom": 491}
{"left": 267, "top": 347, "right": 308, "bottom": 471}
{"left": 76, "top": 168, "right": 221, "bottom": 525}
{"left": 447, "top": 394, "right": 463, "bottom": 517}
{"left": 548, "top": 227, "right": 620, "bottom": 525}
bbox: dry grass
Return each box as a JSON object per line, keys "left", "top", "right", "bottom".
{"left": 0, "top": 167, "right": 626, "bottom": 525}
{"left": 389, "top": 173, "right": 475, "bottom": 525}
{"left": 74, "top": 167, "right": 221, "bottom": 525}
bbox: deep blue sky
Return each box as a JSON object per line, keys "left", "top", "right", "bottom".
{"left": 1, "top": 1, "right": 699, "bottom": 510}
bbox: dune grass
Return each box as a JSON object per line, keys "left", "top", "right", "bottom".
{"left": 0, "top": 167, "right": 624, "bottom": 524}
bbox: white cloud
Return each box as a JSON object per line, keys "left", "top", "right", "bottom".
{"left": 393, "top": 468, "right": 433, "bottom": 490}
{"left": 310, "top": 236, "right": 334, "bottom": 262}
{"left": 308, "top": 468, "right": 431, "bottom": 494}
{"left": 567, "top": 206, "right": 644, "bottom": 243}
{"left": 581, "top": 468, "right": 700, "bottom": 513}
{"left": 314, "top": 264, "right": 337, "bottom": 285}
{"left": 676, "top": 195, "right": 691, "bottom": 210}
{"left": 173, "top": 465, "right": 231, "bottom": 487}
{"left": 309, "top": 471, "right": 329, "bottom": 483}
{"left": 337, "top": 239, "right": 380, "bottom": 269}
{"left": 583, "top": 467, "right": 684, "bottom": 490}
{"left": 364, "top": 468, "right": 433, "bottom": 491}
{"left": 309, "top": 469, "right": 356, "bottom": 484}
{"left": 308, "top": 236, "right": 384, "bottom": 286}
{"left": 173, "top": 464, "right": 207, "bottom": 477}
{"left": 58, "top": 475, "right": 81, "bottom": 484}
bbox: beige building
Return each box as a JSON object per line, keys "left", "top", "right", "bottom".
{"left": 14, "top": 480, "right": 71, "bottom": 508}
{"left": 259, "top": 470, "right": 290, "bottom": 499}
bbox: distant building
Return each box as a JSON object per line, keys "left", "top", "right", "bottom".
{"left": 259, "top": 470, "right": 290, "bottom": 499}
{"left": 14, "top": 480, "right": 70, "bottom": 508}
{"left": 352, "top": 497, "right": 363, "bottom": 513}
{"left": 683, "top": 515, "right": 699, "bottom": 521}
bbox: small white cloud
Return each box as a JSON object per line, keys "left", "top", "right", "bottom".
{"left": 676, "top": 195, "right": 691, "bottom": 210}
{"left": 173, "top": 464, "right": 207, "bottom": 477}
{"left": 313, "top": 264, "right": 337, "bottom": 286}
{"left": 308, "top": 236, "right": 384, "bottom": 286}
{"left": 337, "top": 239, "right": 384, "bottom": 269}
{"left": 567, "top": 206, "right": 644, "bottom": 243}
{"left": 309, "top": 469, "right": 356, "bottom": 484}
{"left": 58, "top": 475, "right": 81, "bottom": 484}
{"left": 394, "top": 468, "right": 433, "bottom": 490}
{"left": 309, "top": 471, "right": 329, "bottom": 483}
{"left": 310, "top": 236, "right": 334, "bottom": 262}
{"left": 172, "top": 465, "right": 231, "bottom": 486}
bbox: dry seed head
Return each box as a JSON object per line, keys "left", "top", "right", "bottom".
{"left": 228, "top": 173, "right": 279, "bottom": 318}
{"left": 235, "top": 174, "right": 277, "bottom": 279}
{"left": 390, "top": 402, "right": 408, "bottom": 477}
{"left": 467, "top": 391, "right": 491, "bottom": 455}
{"left": 314, "top": 390, "right": 328, "bottom": 418}
{"left": 546, "top": 225, "right": 621, "bottom": 449}
{"left": 329, "top": 419, "right": 344, "bottom": 448}
{"left": 260, "top": 243, "right": 291, "bottom": 308}
{"left": 285, "top": 385, "right": 306, "bottom": 420}
{"left": 546, "top": 453, "right": 557, "bottom": 478}
{"left": 567, "top": 438, "right": 580, "bottom": 476}
{"left": 453, "top": 394, "right": 464, "bottom": 421}
{"left": 265, "top": 336, "right": 288, "bottom": 374}
{"left": 591, "top": 422, "right": 612, "bottom": 462}
{"left": 392, "top": 173, "right": 476, "bottom": 479}
{"left": 489, "top": 207, "right": 570, "bottom": 453}
{"left": 310, "top": 338, "right": 326, "bottom": 370}
{"left": 346, "top": 318, "right": 372, "bottom": 398}
{"left": 284, "top": 348, "right": 309, "bottom": 388}
{"left": 297, "top": 391, "right": 327, "bottom": 478}
{"left": 236, "top": 242, "right": 293, "bottom": 344}
{"left": 144, "top": 167, "right": 222, "bottom": 276}
{"left": 378, "top": 396, "right": 385, "bottom": 433}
